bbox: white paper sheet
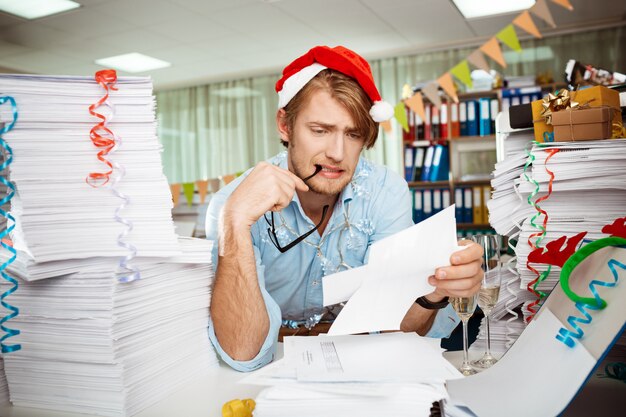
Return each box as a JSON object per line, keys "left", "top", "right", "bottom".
{"left": 324, "top": 206, "right": 459, "bottom": 335}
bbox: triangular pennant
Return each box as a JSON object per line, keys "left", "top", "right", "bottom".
{"left": 394, "top": 101, "right": 409, "bottom": 133}
{"left": 380, "top": 120, "right": 392, "bottom": 134}
{"left": 480, "top": 37, "right": 507, "bottom": 67}
{"left": 437, "top": 72, "right": 458, "bottom": 103}
{"left": 402, "top": 83, "right": 413, "bottom": 100}
{"left": 467, "top": 49, "right": 491, "bottom": 73}
{"left": 421, "top": 82, "right": 442, "bottom": 109}
{"left": 496, "top": 24, "right": 522, "bottom": 52}
{"left": 405, "top": 92, "right": 426, "bottom": 121}
{"left": 182, "top": 182, "right": 195, "bottom": 206}
{"left": 170, "top": 183, "right": 181, "bottom": 207}
{"left": 449, "top": 60, "right": 473, "bottom": 89}
{"left": 550, "top": 0, "right": 573, "bottom": 10}
{"left": 196, "top": 180, "right": 209, "bottom": 204}
{"left": 513, "top": 10, "right": 542, "bottom": 39}
{"left": 530, "top": 0, "right": 556, "bottom": 28}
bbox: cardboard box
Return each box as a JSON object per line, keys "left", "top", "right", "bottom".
{"left": 532, "top": 85, "right": 622, "bottom": 142}
{"left": 552, "top": 107, "right": 613, "bottom": 141}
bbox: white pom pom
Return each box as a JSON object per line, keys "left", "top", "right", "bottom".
{"left": 369, "top": 100, "right": 394, "bottom": 122}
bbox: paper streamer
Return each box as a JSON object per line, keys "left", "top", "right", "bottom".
{"left": 89, "top": 70, "right": 140, "bottom": 283}
{"left": 556, "top": 251, "right": 625, "bottom": 348}
{"left": 0, "top": 96, "right": 21, "bottom": 353}
{"left": 87, "top": 69, "right": 118, "bottom": 187}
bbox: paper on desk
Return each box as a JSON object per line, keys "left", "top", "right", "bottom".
{"left": 324, "top": 206, "right": 459, "bottom": 335}
{"left": 284, "top": 333, "right": 460, "bottom": 383}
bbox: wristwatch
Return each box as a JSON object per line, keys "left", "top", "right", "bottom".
{"left": 415, "top": 295, "right": 450, "bottom": 310}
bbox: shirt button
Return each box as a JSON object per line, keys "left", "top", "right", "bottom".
{"left": 312, "top": 281, "right": 318, "bottom": 286}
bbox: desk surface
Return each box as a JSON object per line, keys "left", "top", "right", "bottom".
{"left": 0, "top": 350, "right": 623, "bottom": 417}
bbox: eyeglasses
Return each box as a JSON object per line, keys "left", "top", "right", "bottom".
{"left": 264, "top": 165, "right": 329, "bottom": 253}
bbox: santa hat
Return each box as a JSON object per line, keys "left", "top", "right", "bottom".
{"left": 275, "top": 46, "right": 394, "bottom": 123}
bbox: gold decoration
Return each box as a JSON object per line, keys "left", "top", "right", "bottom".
{"left": 540, "top": 89, "right": 577, "bottom": 125}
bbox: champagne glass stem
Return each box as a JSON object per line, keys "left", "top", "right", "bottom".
{"left": 462, "top": 320, "right": 469, "bottom": 365}
{"left": 485, "top": 313, "right": 492, "bottom": 356}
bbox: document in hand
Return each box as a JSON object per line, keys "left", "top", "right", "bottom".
{"left": 323, "top": 205, "right": 459, "bottom": 335}
{"left": 447, "top": 245, "right": 626, "bottom": 417}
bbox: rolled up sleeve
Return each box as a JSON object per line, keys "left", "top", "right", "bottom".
{"left": 425, "top": 304, "right": 460, "bottom": 338}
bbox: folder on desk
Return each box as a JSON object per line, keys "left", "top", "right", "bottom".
{"left": 420, "top": 146, "right": 435, "bottom": 181}
{"left": 479, "top": 98, "right": 491, "bottom": 136}
{"left": 463, "top": 188, "right": 473, "bottom": 223}
{"left": 466, "top": 100, "right": 478, "bottom": 136}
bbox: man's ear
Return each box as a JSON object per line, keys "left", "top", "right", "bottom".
{"left": 276, "top": 109, "right": 290, "bottom": 143}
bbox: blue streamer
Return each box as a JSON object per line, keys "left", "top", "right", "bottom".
{"left": 556, "top": 258, "right": 626, "bottom": 348}
{"left": 0, "top": 95, "right": 21, "bottom": 353}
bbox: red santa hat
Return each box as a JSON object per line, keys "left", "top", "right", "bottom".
{"left": 275, "top": 45, "right": 394, "bottom": 123}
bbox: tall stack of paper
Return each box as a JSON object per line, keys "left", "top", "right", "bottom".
{"left": 0, "top": 356, "right": 9, "bottom": 406}
{"left": 0, "top": 241, "right": 217, "bottom": 416}
{"left": 244, "top": 333, "right": 460, "bottom": 417}
{"left": 515, "top": 139, "right": 626, "bottom": 322}
{"left": 0, "top": 74, "right": 180, "bottom": 262}
{"left": 0, "top": 74, "right": 217, "bottom": 416}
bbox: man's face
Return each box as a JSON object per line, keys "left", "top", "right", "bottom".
{"left": 280, "top": 89, "right": 366, "bottom": 196}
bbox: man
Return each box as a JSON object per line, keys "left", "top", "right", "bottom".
{"left": 206, "top": 46, "right": 483, "bottom": 372}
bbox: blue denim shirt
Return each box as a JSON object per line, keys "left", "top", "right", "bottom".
{"left": 206, "top": 152, "right": 460, "bottom": 371}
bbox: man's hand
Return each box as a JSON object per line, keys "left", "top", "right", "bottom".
{"left": 223, "top": 161, "right": 309, "bottom": 229}
{"left": 426, "top": 240, "right": 484, "bottom": 301}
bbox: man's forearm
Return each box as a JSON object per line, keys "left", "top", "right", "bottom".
{"left": 210, "top": 220, "right": 269, "bottom": 361}
{"left": 400, "top": 293, "right": 445, "bottom": 335}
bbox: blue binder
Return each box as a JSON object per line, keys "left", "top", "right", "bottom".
{"left": 466, "top": 100, "right": 478, "bottom": 136}
{"left": 429, "top": 145, "right": 449, "bottom": 182}
{"left": 420, "top": 146, "right": 435, "bottom": 181}
{"left": 412, "top": 189, "right": 423, "bottom": 223}
{"left": 478, "top": 97, "right": 491, "bottom": 136}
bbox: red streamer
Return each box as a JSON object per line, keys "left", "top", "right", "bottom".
{"left": 87, "top": 69, "right": 119, "bottom": 186}
{"left": 525, "top": 148, "right": 560, "bottom": 322}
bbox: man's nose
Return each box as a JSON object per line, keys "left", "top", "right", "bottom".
{"left": 325, "top": 132, "right": 344, "bottom": 162}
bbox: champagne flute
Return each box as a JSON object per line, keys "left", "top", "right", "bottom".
{"left": 471, "top": 234, "right": 502, "bottom": 369}
{"left": 450, "top": 294, "right": 478, "bottom": 376}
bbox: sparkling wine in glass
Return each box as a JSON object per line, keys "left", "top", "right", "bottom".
{"left": 450, "top": 294, "right": 478, "bottom": 376}
{"left": 471, "top": 234, "right": 502, "bottom": 369}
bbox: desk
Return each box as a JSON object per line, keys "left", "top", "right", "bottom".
{"left": 0, "top": 349, "right": 623, "bottom": 417}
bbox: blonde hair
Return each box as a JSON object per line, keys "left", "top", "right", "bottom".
{"left": 280, "top": 69, "right": 379, "bottom": 149}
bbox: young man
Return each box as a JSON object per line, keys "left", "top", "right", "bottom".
{"left": 206, "top": 46, "right": 483, "bottom": 372}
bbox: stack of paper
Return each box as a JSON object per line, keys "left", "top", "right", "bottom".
{"left": 0, "top": 74, "right": 180, "bottom": 262}
{"left": 244, "top": 333, "right": 461, "bottom": 417}
{"left": 0, "top": 74, "right": 217, "bottom": 416}
{"left": 488, "top": 126, "right": 534, "bottom": 236}
{"left": 0, "top": 242, "right": 217, "bottom": 416}
{"left": 514, "top": 139, "right": 626, "bottom": 322}
{"left": 0, "top": 356, "right": 9, "bottom": 406}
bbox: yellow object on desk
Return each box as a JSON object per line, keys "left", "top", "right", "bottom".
{"left": 532, "top": 85, "right": 622, "bottom": 142}
{"left": 222, "top": 398, "right": 256, "bottom": 417}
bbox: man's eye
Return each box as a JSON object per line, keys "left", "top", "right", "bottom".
{"left": 312, "top": 128, "right": 326, "bottom": 134}
{"left": 347, "top": 132, "right": 362, "bottom": 139}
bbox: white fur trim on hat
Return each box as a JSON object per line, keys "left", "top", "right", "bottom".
{"left": 277, "top": 63, "right": 327, "bottom": 109}
{"left": 369, "top": 100, "right": 394, "bottom": 122}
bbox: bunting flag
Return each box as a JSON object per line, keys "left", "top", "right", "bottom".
{"left": 550, "top": 0, "right": 573, "bottom": 10}
{"left": 170, "top": 183, "right": 181, "bottom": 207}
{"left": 421, "top": 82, "right": 442, "bottom": 108}
{"left": 402, "top": 84, "right": 413, "bottom": 100}
{"left": 467, "top": 49, "right": 491, "bottom": 73}
{"left": 182, "top": 182, "right": 195, "bottom": 206}
{"left": 513, "top": 10, "right": 542, "bottom": 39}
{"left": 221, "top": 174, "right": 236, "bottom": 185}
{"left": 531, "top": 0, "right": 556, "bottom": 28}
{"left": 196, "top": 180, "right": 209, "bottom": 204}
{"left": 496, "top": 24, "right": 522, "bottom": 52}
{"left": 480, "top": 37, "right": 507, "bottom": 68}
{"left": 404, "top": 92, "right": 426, "bottom": 121}
{"left": 380, "top": 119, "right": 392, "bottom": 133}
{"left": 394, "top": 101, "right": 409, "bottom": 132}
{"left": 436, "top": 72, "right": 458, "bottom": 103}
{"left": 449, "top": 60, "right": 473, "bottom": 89}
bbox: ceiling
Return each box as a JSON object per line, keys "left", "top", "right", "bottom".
{"left": 0, "top": 0, "right": 624, "bottom": 91}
